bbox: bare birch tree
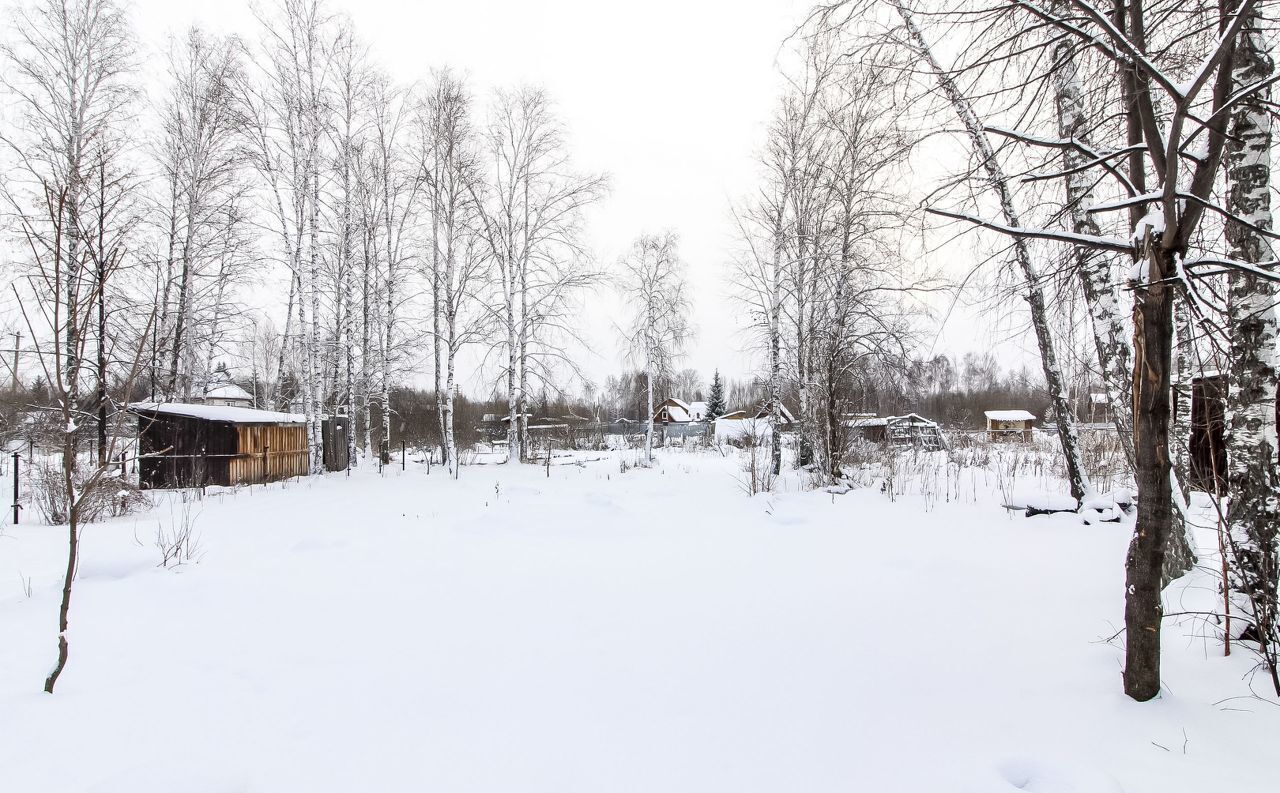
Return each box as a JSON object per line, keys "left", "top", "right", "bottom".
{"left": 618, "top": 232, "right": 692, "bottom": 464}
{"left": 419, "top": 69, "right": 489, "bottom": 473}
{"left": 471, "top": 87, "right": 606, "bottom": 463}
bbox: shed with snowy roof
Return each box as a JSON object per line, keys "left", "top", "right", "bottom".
{"left": 984, "top": 409, "right": 1035, "bottom": 442}
{"left": 848, "top": 413, "right": 946, "bottom": 450}
{"left": 130, "top": 403, "right": 310, "bottom": 488}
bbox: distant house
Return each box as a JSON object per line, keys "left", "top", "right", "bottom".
{"left": 848, "top": 413, "right": 947, "bottom": 450}
{"left": 754, "top": 400, "right": 794, "bottom": 425}
{"left": 654, "top": 398, "right": 695, "bottom": 424}
{"left": 716, "top": 410, "right": 748, "bottom": 422}
{"left": 198, "top": 383, "right": 254, "bottom": 408}
{"left": 985, "top": 409, "right": 1035, "bottom": 441}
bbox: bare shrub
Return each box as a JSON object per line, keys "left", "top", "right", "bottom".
{"left": 736, "top": 421, "right": 776, "bottom": 495}
{"left": 156, "top": 494, "right": 202, "bottom": 568}
{"left": 30, "top": 462, "right": 151, "bottom": 525}
{"left": 30, "top": 462, "right": 69, "bottom": 524}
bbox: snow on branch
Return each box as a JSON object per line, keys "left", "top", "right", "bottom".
{"left": 986, "top": 126, "right": 1139, "bottom": 196}
{"left": 1014, "top": 0, "right": 1181, "bottom": 98}
{"left": 925, "top": 207, "right": 1133, "bottom": 252}
{"left": 1184, "top": 256, "right": 1280, "bottom": 283}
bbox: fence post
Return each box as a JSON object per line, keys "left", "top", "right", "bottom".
{"left": 401, "top": 440, "right": 405, "bottom": 471}
{"left": 263, "top": 444, "right": 270, "bottom": 487}
{"left": 11, "top": 452, "right": 19, "bottom": 525}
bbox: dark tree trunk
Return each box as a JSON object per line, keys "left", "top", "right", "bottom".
{"left": 46, "top": 425, "right": 80, "bottom": 693}
{"left": 1123, "top": 243, "right": 1176, "bottom": 701}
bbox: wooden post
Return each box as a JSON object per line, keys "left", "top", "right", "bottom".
{"left": 401, "top": 440, "right": 405, "bottom": 471}
{"left": 263, "top": 444, "right": 270, "bottom": 486}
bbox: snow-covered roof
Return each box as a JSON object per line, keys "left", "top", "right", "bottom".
{"left": 848, "top": 413, "right": 939, "bottom": 429}
{"left": 1089, "top": 392, "right": 1109, "bottom": 404}
{"left": 654, "top": 397, "right": 695, "bottom": 422}
{"left": 755, "top": 402, "right": 795, "bottom": 423}
{"left": 689, "top": 401, "right": 708, "bottom": 418}
{"left": 203, "top": 383, "right": 253, "bottom": 401}
{"left": 130, "top": 402, "right": 307, "bottom": 424}
{"left": 847, "top": 417, "right": 888, "bottom": 428}
{"left": 664, "top": 406, "right": 692, "bottom": 422}
{"left": 985, "top": 410, "right": 1036, "bottom": 422}
{"left": 887, "top": 413, "right": 938, "bottom": 427}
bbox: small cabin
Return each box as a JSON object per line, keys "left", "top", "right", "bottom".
{"left": 132, "top": 403, "right": 310, "bottom": 488}
{"left": 985, "top": 409, "right": 1035, "bottom": 441}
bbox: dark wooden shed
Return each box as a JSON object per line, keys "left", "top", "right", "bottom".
{"left": 1187, "top": 374, "right": 1227, "bottom": 494}
{"left": 132, "top": 403, "right": 310, "bottom": 489}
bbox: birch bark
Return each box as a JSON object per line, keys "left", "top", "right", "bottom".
{"left": 895, "top": 0, "right": 1091, "bottom": 502}
{"left": 1224, "top": 4, "right": 1280, "bottom": 688}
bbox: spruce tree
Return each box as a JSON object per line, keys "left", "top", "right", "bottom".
{"left": 705, "top": 369, "right": 727, "bottom": 420}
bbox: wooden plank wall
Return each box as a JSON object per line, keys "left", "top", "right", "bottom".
{"left": 231, "top": 424, "right": 309, "bottom": 485}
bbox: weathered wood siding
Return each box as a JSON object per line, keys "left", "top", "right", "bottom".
{"left": 231, "top": 424, "right": 309, "bottom": 485}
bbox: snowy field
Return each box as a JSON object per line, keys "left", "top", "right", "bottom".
{"left": 0, "top": 448, "right": 1275, "bottom": 792}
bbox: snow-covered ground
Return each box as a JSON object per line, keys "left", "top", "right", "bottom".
{"left": 0, "top": 448, "right": 1274, "bottom": 792}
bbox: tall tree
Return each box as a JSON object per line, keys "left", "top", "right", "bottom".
{"left": 618, "top": 232, "right": 692, "bottom": 465}
{"left": 1223, "top": 1, "right": 1280, "bottom": 693}
{"left": 891, "top": 0, "right": 1092, "bottom": 503}
{"left": 419, "top": 69, "right": 488, "bottom": 474}
{"left": 156, "top": 27, "right": 248, "bottom": 400}
{"left": 0, "top": 0, "right": 134, "bottom": 469}
{"left": 705, "top": 369, "right": 727, "bottom": 420}
{"left": 471, "top": 87, "right": 605, "bottom": 463}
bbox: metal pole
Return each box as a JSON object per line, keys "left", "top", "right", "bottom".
{"left": 12, "top": 452, "right": 19, "bottom": 525}
{"left": 401, "top": 440, "right": 405, "bottom": 471}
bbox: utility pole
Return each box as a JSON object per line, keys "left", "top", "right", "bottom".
{"left": 10, "top": 332, "right": 19, "bottom": 393}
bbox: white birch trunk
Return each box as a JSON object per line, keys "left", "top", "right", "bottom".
{"left": 1048, "top": 1, "right": 1135, "bottom": 469}
{"left": 645, "top": 368, "right": 655, "bottom": 464}
{"left": 1224, "top": 6, "right": 1280, "bottom": 675}
{"left": 895, "top": 0, "right": 1091, "bottom": 501}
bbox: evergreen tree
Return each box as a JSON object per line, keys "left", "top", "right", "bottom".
{"left": 705, "top": 369, "right": 727, "bottom": 420}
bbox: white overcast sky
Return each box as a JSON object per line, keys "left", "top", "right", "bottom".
{"left": 124, "top": 0, "right": 1034, "bottom": 396}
